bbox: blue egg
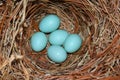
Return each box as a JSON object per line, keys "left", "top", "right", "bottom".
{"left": 39, "top": 14, "right": 60, "bottom": 33}
{"left": 47, "top": 45, "right": 67, "bottom": 63}
{"left": 49, "top": 30, "right": 69, "bottom": 45}
{"left": 30, "top": 32, "right": 47, "bottom": 52}
{"left": 63, "top": 34, "right": 82, "bottom": 53}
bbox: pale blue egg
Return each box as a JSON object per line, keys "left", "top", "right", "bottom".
{"left": 30, "top": 32, "right": 47, "bottom": 52}
{"left": 63, "top": 34, "right": 82, "bottom": 53}
{"left": 39, "top": 14, "right": 60, "bottom": 33}
{"left": 47, "top": 45, "right": 67, "bottom": 63}
{"left": 49, "top": 30, "right": 69, "bottom": 45}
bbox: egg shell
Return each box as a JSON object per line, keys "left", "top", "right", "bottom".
{"left": 47, "top": 45, "right": 67, "bottom": 63}
{"left": 63, "top": 34, "right": 82, "bottom": 53}
{"left": 49, "top": 30, "right": 69, "bottom": 45}
{"left": 39, "top": 14, "right": 60, "bottom": 33}
{"left": 30, "top": 32, "right": 47, "bottom": 52}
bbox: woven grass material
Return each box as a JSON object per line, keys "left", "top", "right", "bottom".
{"left": 0, "top": 0, "right": 120, "bottom": 80}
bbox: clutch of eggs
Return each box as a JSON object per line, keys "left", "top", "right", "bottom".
{"left": 30, "top": 14, "right": 83, "bottom": 63}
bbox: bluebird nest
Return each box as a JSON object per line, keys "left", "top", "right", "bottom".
{"left": 0, "top": 0, "right": 120, "bottom": 80}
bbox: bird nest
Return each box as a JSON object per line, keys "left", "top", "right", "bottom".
{"left": 0, "top": 0, "right": 120, "bottom": 80}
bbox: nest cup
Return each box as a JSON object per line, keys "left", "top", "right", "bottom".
{"left": 25, "top": 1, "right": 89, "bottom": 72}
{"left": 0, "top": 0, "right": 120, "bottom": 80}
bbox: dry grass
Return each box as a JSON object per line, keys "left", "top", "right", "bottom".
{"left": 0, "top": 0, "right": 120, "bottom": 80}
